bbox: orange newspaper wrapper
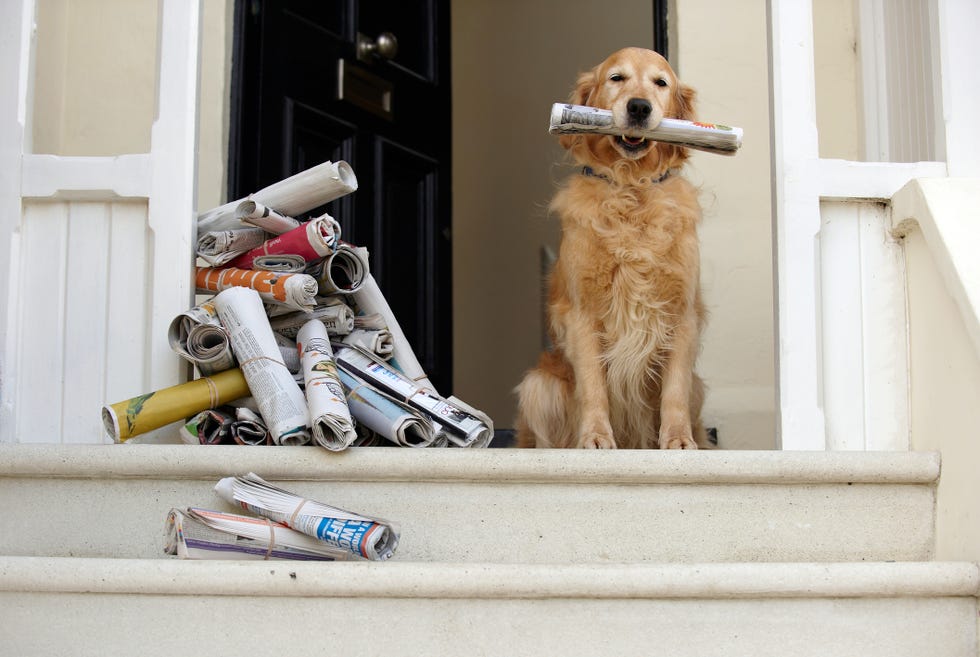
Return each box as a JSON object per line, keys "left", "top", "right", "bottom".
{"left": 102, "top": 368, "right": 251, "bottom": 443}
{"left": 195, "top": 266, "right": 317, "bottom": 312}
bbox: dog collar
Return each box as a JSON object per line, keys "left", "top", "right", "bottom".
{"left": 581, "top": 166, "right": 672, "bottom": 184}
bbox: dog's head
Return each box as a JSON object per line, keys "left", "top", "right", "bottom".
{"left": 560, "top": 47, "right": 696, "bottom": 175}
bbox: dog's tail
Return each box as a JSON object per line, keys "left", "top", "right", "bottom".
{"left": 514, "top": 353, "right": 577, "bottom": 448}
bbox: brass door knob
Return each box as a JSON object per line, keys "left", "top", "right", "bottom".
{"left": 358, "top": 32, "right": 398, "bottom": 62}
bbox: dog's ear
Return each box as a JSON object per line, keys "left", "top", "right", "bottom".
{"left": 673, "top": 82, "right": 697, "bottom": 122}
{"left": 568, "top": 68, "right": 597, "bottom": 106}
{"left": 559, "top": 68, "right": 598, "bottom": 150}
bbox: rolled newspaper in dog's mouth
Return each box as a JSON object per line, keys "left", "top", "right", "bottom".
{"left": 549, "top": 102, "right": 742, "bottom": 156}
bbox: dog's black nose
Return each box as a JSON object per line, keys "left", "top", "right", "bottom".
{"left": 627, "top": 98, "right": 653, "bottom": 122}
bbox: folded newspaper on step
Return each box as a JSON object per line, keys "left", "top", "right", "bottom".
{"left": 165, "top": 507, "right": 350, "bottom": 561}
{"left": 214, "top": 473, "right": 399, "bottom": 560}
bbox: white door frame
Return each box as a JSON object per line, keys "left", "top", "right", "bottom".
{"left": 767, "top": 0, "right": 950, "bottom": 450}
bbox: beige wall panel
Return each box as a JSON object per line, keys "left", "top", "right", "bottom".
{"left": 451, "top": 0, "right": 655, "bottom": 431}
{"left": 33, "top": 0, "right": 158, "bottom": 156}
{"left": 905, "top": 232, "right": 980, "bottom": 561}
{"left": 673, "top": 0, "right": 776, "bottom": 448}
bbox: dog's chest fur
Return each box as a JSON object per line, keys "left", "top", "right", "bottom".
{"left": 556, "top": 175, "right": 700, "bottom": 330}
{"left": 551, "top": 175, "right": 701, "bottom": 413}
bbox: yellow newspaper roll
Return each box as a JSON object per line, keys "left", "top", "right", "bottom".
{"left": 102, "top": 368, "right": 251, "bottom": 443}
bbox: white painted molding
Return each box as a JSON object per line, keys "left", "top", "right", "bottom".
{"left": 146, "top": 0, "right": 201, "bottom": 391}
{"left": 856, "top": 0, "right": 889, "bottom": 162}
{"left": 814, "top": 160, "right": 947, "bottom": 200}
{"left": 768, "top": 0, "right": 826, "bottom": 449}
{"left": 0, "top": 0, "right": 35, "bottom": 442}
{"left": 820, "top": 201, "right": 910, "bottom": 451}
{"left": 21, "top": 154, "right": 152, "bottom": 199}
{"left": 936, "top": 0, "right": 980, "bottom": 177}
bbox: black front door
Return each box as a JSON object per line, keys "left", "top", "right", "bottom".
{"left": 229, "top": 0, "right": 453, "bottom": 393}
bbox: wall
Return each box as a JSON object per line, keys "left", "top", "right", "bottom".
{"left": 673, "top": 0, "right": 776, "bottom": 449}
{"left": 32, "top": 0, "right": 157, "bottom": 155}
{"left": 31, "top": 0, "right": 230, "bottom": 212}
{"left": 813, "top": 0, "right": 861, "bottom": 160}
{"left": 897, "top": 181, "right": 980, "bottom": 562}
{"left": 905, "top": 232, "right": 980, "bottom": 561}
{"left": 452, "top": 0, "right": 778, "bottom": 448}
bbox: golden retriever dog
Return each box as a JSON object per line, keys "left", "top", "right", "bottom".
{"left": 515, "top": 47, "right": 709, "bottom": 450}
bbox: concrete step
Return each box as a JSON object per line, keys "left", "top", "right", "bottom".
{"left": 0, "top": 558, "right": 976, "bottom": 656}
{"left": 0, "top": 444, "right": 939, "bottom": 563}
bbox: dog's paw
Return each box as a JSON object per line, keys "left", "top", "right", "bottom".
{"left": 578, "top": 421, "right": 617, "bottom": 449}
{"left": 581, "top": 433, "right": 617, "bottom": 449}
{"left": 659, "top": 425, "right": 698, "bottom": 450}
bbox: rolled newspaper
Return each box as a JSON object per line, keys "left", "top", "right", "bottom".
{"left": 269, "top": 297, "right": 355, "bottom": 339}
{"left": 229, "top": 214, "right": 342, "bottom": 271}
{"left": 197, "top": 160, "right": 358, "bottom": 234}
{"left": 229, "top": 406, "right": 271, "bottom": 445}
{"left": 196, "top": 266, "right": 318, "bottom": 313}
{"left": 179, "top": 407, "right": 234, "bottom": 445}
{"left": 549, "top": 102, "right": 742, "bottom": 155}
{"left": 185, "top": 324, "right": 236, "bottom": 375}
{"left": 197, "top": 227, "right": 269, "bottom": 267}
{"left": 342, "top": 328, "right": 395, "bottom": 361}
{"left": 297, "top": 319, "right": 357, "bottom": 451}
{"left": 335, "top": 345, "right": 492, "bottom": 447}
{"left": 352, "top": 273, "right": 435, "bottom": 392}
{"left": 214, "top": 473, "right": 399, "bottom": 561}
{"left": 310, "top": 243, "right": 369, "bottom": 295}
{"left": 165, "top": 507, "right": 349, "bottom": 561}
{"left": 213, "top": 287, "right": 311, "bottom": 446}
{"left": 168, "top": 302, "right": 236, "bottom": 375}
{"left": 235, "top": 200, "right": 301, "bottom": 235}
{"left": 102, "top": 368, "right": 251, "bottom": 443}
{"left": 273, "top": 332, "right": 301, "bottom": 373}
{"left": 338, "top": 368, "right": 434, "bottom": 447}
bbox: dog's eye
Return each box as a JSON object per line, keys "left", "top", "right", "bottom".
{"left": 654, "top": 77, "right": 669, "bottom": 88}
{"left": 609, "top": 73, "right": 625, "bottom": 82}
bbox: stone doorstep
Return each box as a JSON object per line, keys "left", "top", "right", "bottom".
{"left": 0, "top": 444, "right": 942, "bottom": 484}
{"left": 1, "top": 557, "right": 977, "bottom": 599}
{"left": 1, "top": 559, "right": 977, "bottom": 657}
{"left": 0, "top": 445, "right": 941, "bottom": 564}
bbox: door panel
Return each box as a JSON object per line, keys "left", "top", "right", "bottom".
{"left": 230, "top": 0, "right": 452, "bottom": 392}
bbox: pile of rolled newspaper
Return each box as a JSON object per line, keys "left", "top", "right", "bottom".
{"left": 102, "top": 160, "right": 493, "bottom": 450}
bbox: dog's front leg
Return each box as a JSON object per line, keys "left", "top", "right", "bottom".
{"left": 658, "top": 304, "right": 700, "bottom": 450}
{"left": 563, "top": 309, "right": 616, "bottom": 449}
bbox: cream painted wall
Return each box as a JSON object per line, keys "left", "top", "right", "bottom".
{"left": 451, "top": 0, "right": 655, "bottom": 434}
{"left": 813, "top": 0, "right": 861, "bottom": 160}
{"left": 31, "top": 0, "right": 230, "bottom": 212}
{"left": 674, "top": 1, "right": 776, "bottom": 449}
{"left": 32, "top": 0, "right": 157, "bottom": 155}
{"left": 905, "top": 230, "right": 980, "bottom": 561}
{"left": 452, "top": 0, "right": 778, "bottom": 448}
